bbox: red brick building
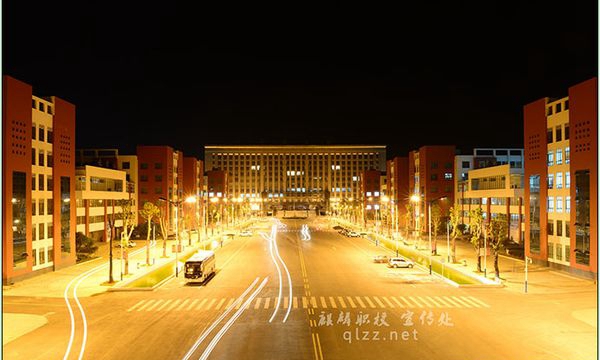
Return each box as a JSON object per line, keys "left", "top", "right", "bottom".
{"left": 408, "top": 145, "right": 456, "bottom": 234}
{"left": 524, "top": 77, "right": 597, "bottom": 279}
{"left": 386, "top": 157, "right": 410, "bottom": 232}
{"left": 183, "top": 156, "right": 204, "bottom": 230}
{"left": 136, "top": 145, "right": 183, "bottom": 233}
{"left": 2, "top": 76, "right": 76, "bottom": 284}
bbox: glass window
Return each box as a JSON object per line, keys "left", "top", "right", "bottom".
{"left": 47, "top": 128, "right": 53, "bottom": 143}
{"left": 39, "top": 223, "right": 45, "bottom": 240}
{"left": 547, "top": 174, "right": 553, "bottom": 189}
{"left": 555, "top": 126, "right": 562, "bottom": 141}
{"left": 557, "top": 220, "right": 563, "bottom": 237}
{"left": 566, "top": 172, "right": 570, "bottom": 188}
{"left": 32, "top": 123, "right": 36, "bottom": 140}
{"left": 565, "top": 147, "right": 570, "bottom": 164}
{"left": 39, "top": 150, "right": 45, "bottom": 167}
{"left": 547, "top": 151, "right": 553, "bottom": 166}
{"left": 431, "top": 174, "right": 438, "bottom": 181}
{"left": 155, "top": 162, "right": 163, "bottom": 169}
{"left": 556, "top": 149, "right": 563, "bottom": 165}
{"left": 47, "top": 198, "right": 53, "bottom": 215}
{"left": 32, "top": 174, "right": 36, "bottom": 191}
{"left": 47, "top": 175, "right": 53, "bottom": 191}
{"left": 38, "top": 174, "right": 45, "bottom": 191}
{"left": 565, "top": 124, "right": 569, "bottom": 139}
{"left": 431, "top": 162, "right": 438, "bottom": 169}
{"left": 444, "top": 173, "right": 452, "bottom": 179}
{"left": 39, "top": 199, "right": 45, "bottom": 215}
{"left": 140, "top": 175, "right": 148, "bottom": 182}
{"left": 462, "top": 161, "right": 470, "bottom": 168}
{"left": 565, "top": 221, "right": 570, "bottom": 238}
{"left": 548, "top": 242, "right": 554, "bottom": 258}
{"left": 32, "top": 149, "right": 36, "bottom": 165}
{"left": 547, "top": 128, "right": 553, "bottom": 143}
{"left": 565, "top": 245, "right": 570, "bottom": 261}
{"left": 155, "top": 187, "right": 162, "bottom": 194}
{"left": 121, "top": 162, "right": 130, "bottom": 169}
{"left": 556, "top": 172, "right": 563, "bottom": 189}
{"left": 566, "top": 196, "right": 571, "bottom": 213}
{"left": 47, "top": 152, "right": 53, "bottom": 167}
{"left": 556, "top": 197, "right": 563, "bottom": 213}
{"left": 32, "top": 199, "right": 37, "bottom": 216}
{"left": 140, "top": 163, "right": 148, "bottom": 169}
{"left": 155, "top": 175, "right": 162, "bottom": 182}
{"left": 39, "top": 125, "right": 45, "bottom": 142}
{"left": 547, "top": 196, "right": 554, "bottom": 212}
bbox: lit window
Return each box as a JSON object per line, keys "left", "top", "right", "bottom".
{"left": 547, "top": 151, "right": 554, "bottom": 166}
{"left": 556, "top": 197, "right": 563, "bottom": 213}
{"left": 547, "top": 197, "right": 554, "bottom": 212}
{"left": 352, "top": 176, "right": 359, "bottom": 181}
{"left": 366, "top": 192, "right": 372, "bottom": 197}
{"left": 374, "top": 204, "right": 380, "bottom": 210}
{"left": 556, "top": 173, "right": 563, "bottom": 189}
{"left": 565, "top": 197, "right": 571, "bottom": 213}
{"left": 565, "top": 147, "right": 570, "bottom": 163}
{"left": 556, "top": 149, "right": 563, "bottom": 165}
{"left": 331, "top": 165, "right": 341, "bottom": 170}
{"left": 366, "top": 205, "right": 372, "bottom": 210}
{"left": 217, "top": 192, "right": 222, "bottom": 197}
{"left": 374, "top": 191, "right": 380, "bottom": 196}
{"left": 565, "top": 172, "right": 570, "bottom": 188}
{"left": 547, "top": 174, "right": 554, "bottom": 189}
{"left": 444, "top": 173, "right": 453, "bottom": 180}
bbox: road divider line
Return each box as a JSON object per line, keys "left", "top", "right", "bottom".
{"left": 315, "top": 333, "right": 324, "bottom": 360}
{"left": 311, "top": 333, "right": 319, "bottom": 360}
{"left": 254, "top": 298, "right": 262, "bottom": 310}
{"left": 264, "top": 297, "right": 270, "bottom": 309}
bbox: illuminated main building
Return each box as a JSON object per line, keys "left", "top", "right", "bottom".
{"left": 204, "top": 145, "right": 386, "bottom": 212}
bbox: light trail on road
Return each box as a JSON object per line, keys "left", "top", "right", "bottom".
{"left": 263, "top": 226, "right": 284, "bottom": 323}
{"left": 198, "top": 277, "right": 269, "bottom": 360}
{"left": 181, "top": 277, "right": 261, "bottom": 360}
{"left": 62, "top": 244, "right": 155, "bottom": 360}
{"left": 272, "top": 225, "right": 293, "bottom": 322}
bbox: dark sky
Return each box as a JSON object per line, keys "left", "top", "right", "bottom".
{"left": 4, "top": 2, "right": 598, "bottom": 160}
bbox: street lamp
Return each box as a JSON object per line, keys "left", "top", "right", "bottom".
{"left": 185, "top": 195, "right": 200, "bottom": 246}
{"left": 410, "top": 194, "right": 420, "bottom": 246}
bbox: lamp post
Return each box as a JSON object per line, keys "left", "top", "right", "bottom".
{"left": 410, "top": 194, "right": 420, "bottom": 247}
{"left": 184, "top": 195, "right": 200, "bottom": 245}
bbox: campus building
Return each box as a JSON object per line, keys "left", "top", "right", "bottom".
{"left": 454, "top": 148, "right": 525, "bottom": 243}
{"left": 204, "top": 145, "right": 386, "bottom": 214}
{"left": 2, "top": 76, "right": 76, "bottom": 284}
{"left": 75, "top": 165, "right": 129, "bottom": 242}
{"left": 408, "top": 145, "right": 456, "bottom": 235}
{"left": 136, "top": 145, "right": 183, "bottom": 234}
{"left": 386, "top": 157, "right": 410, "bottom": 234}
{"left": 182, "top": 157, "right": 204, "bottom": 232}
{"left": 524, "top": 77, "right": 597, "bottom": 279}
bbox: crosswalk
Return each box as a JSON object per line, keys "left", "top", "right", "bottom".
{"left": 126, "top": 295, "right": 490, "bottom": 312}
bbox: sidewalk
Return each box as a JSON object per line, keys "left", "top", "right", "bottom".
{"left": 331, "top": 217, "right": 598, "bottom": 295}
{"left": 2, "top": 220, "right": 253, "bottom": 344}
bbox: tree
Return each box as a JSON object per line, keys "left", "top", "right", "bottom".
{"left": 158, "top": 203, "right": 169, "bottom": 257}
{"left": 430, "top": 203, "right": 442, "bottom": 255}
{"left": 448, "top": 206, "right": 463, "bottom": 263}
{"left": 106, "top": 200, "right": 117, "bottom": 283}
{"left": 469, "top": 207, "right": 484, "bottom": 272}
{"left": 404, "top": 203, "right": 413, "bottom": 241}
{"left": 140, "top": 202, "right": 160, "bottom": 266}
{"left": 75, "top": 232, "right": 98, "bottom": 261}
{"left": 117, "top": 199, "right": 136, "bottom": 276}
{"left": 486, "top": 214, "right": 508, "bottom": 279}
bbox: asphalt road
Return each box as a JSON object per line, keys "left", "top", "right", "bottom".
{"left": 3, "top": 216, "right": 597, "bottom": 360}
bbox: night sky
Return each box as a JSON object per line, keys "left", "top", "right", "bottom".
{"left": 4, "top": 2, "right": 598, "bottom": 160}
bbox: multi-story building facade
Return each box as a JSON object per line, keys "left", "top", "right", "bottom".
{"left": 75, "top": 165, "right": 129, "bottom": 242}
{"left": 524, "top": 77, "right": 597, "bottom": 279}
{"left": 183, "top": 157, "right": 204, "bottom": 232}
{"left": 136, "top": 145, "right": 183, "bottom": 233}
{"left": 454, "top": 148, "right": 525, "bottom": 243}
{"left": 76, "top": 149, "right": 138, "bottom": 225}
{"left": 386, "top": 157, "right": 409, "bottom": 234}
{"left": 2, "top": 76, "right": 76, "bottom": 284}
{"left": 408, "top": 145, "right": 456, "bottom": 235}
{"left": 204, "top": 145, "right": 386, "bottom": 214}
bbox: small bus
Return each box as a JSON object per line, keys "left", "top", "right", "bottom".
{"left": 184, "top": 250, "right": 216, "bottom": 283}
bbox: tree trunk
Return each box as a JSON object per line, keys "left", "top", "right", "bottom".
{"left": 146, "top": 220, "right": 151, "bottom": 265}
{"left": 432, "top": 236, "right": 437, "bottom": 255}
{"left": 451, "top": 237, "right": 456, "bottom": 263}
{"left": 494, "top": 250, "right": 500, "bottom": 278}
{"left": 163, "top": 235, "right": 168, "bottom": 258}
{"left": 124, "top": 249, "right": 129, "bottom": 275}
{"left": 476, "top": 253, "right": 482, "bottom": 272}
{"left": 109, "top": 234, "right": 114, "bottom": 283}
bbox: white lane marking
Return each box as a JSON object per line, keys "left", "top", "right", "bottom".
{"left": 126, "top": 300, "right": 147, "bottom": 312}
{"left": 156, "top": 300, "right": 173, "bottom": 311}
{"left": 272, "top": 226, "right": 293, "bottom": 322}
{"left": 181, "top": 277, "right": 260, "bottom": 360}
{"left": 199, "top": 277, "right": 269, "bottom": 360}
{"left": 467, "top": 296, "right": 491, "bottom": 308}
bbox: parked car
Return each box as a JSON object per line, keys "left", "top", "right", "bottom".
{"left": 373, "top": 255, "right": 389, "bottom": 263}
{"left": 387, "top": 257, "right": 414, "bottom": 268}
{"left": 503, "top": 240, "right": 524, "bottom": 258}
{"left": 332, "top": 225, "right": 343, "bottom": 230}
{"left": 240, "top": 230, "right": 252, "bottom": 237}
{"left": 347, "top": 231, "right": 360, "bottom": 237}
{"left": 114, "top": 240, "right": 136, "bottom": 248}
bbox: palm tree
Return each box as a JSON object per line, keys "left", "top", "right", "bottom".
{"left": 140, "top": 202, "right": 160, "bottom": 266}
